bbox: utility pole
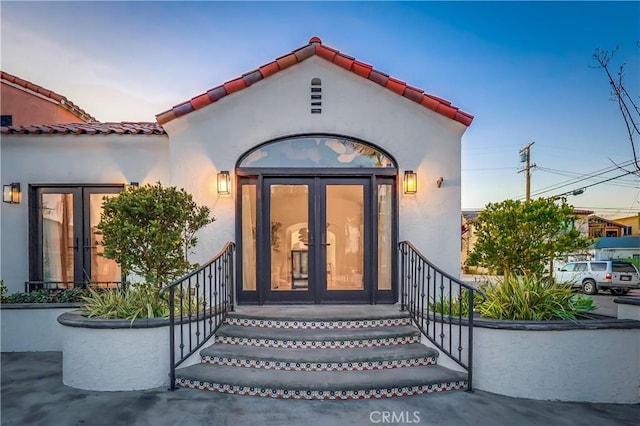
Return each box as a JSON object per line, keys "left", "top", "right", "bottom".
{"left": 518, "top": 142, "right": 536, "bottom": 201}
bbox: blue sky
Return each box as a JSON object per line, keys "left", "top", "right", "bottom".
{"left": 2, "top": 1, "right": 639, "bottom": 217}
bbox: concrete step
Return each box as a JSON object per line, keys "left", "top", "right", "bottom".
{"left": 201, "top": 342, "right": 439, "bottom": 371}
{"left": 226, "top": 305, "right": 411, "bottom": 329}
{"left": 214, "top": 324, "right": 420, "bottom": 348}
{"left": 175, "top": 363, "right": 467, "bottom": 399}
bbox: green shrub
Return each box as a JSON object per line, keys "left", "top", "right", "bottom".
{"left": 2, "top": 288, "right": 92, "bottom": 304}
{"left": 96, "top": 182, "right": 214, "bottom": 288}
{"left": 81, "top": 284, "right": 201, "bottom": 321}
{"left": 431, "top": 275, "right": 596, "bottom": 321}
{"left": 430, "top": 288, "right": 482, "bottom": 317}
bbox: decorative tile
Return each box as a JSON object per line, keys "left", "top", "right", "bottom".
{"left": 225, "top": 317, "right": 411, "bottom": 329}
{"left": 176, "top": 378, "right": 467, "bottom": 399}
{"left": 214, "top": 335, "right": 419, "bottom": 349}
{"left": 202, "top": 355, "right": 437, "bottom": 371}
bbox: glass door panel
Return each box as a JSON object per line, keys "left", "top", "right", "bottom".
{"left": 88, "top": 192, "right": 121, "bottom": 284}
{"left": 269, "top": 184, "right": 310, "bottom": 292}
{"left": 377, "top": 184, "right": 393, "bottom": 290}
{"left": 325, "top": 185, "right": 364, "bottom": 291}
{"left": 241, "top": 184, "right": 257, "bottom": 291}
{"left": 32, "top": 186, "right": 122, "bottom": 288}
{"left": 41, "top": 193, "right": 75, "bottom": 284}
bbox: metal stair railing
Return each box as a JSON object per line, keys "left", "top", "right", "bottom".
{"left": 159, "top": 242, "right": 235, "bottom": 390}
{"left": 399, "top": 241, "right": 484, "bottom": 391}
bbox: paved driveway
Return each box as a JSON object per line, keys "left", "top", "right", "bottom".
{"left": 2, "top": 352, "right": 639, "bottom": 426}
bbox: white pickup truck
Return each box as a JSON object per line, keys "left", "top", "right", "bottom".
{"left": 553, "top": 260, "right": 640, "bottom": 295}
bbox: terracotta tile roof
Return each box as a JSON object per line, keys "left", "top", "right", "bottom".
{"left": 1, "top": 70, "right": 98, "bottom": 122}
{"left": 156, "top": 37, "right": 474, "bottom": 127}
{"left": 0, "top": 122, "right": 166, "bottom": 135}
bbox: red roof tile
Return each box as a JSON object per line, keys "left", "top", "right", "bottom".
{"left": 156, "top": 37, "right": 474, "bottom": 127}
{"left": 1, "top": 70, "right": 97, "bottom": 122}
{"left": 0, "top": 122, "right": 166, "bottom": 135}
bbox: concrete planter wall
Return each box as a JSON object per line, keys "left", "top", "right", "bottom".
{"left": 58, "top": 312, "right": 207, "bottom": 391}
{"left": 1, "top": 303, "right": 81, "bottom": 352}
{"left": 425, "top": 315, "right": 640, "bottom": 404}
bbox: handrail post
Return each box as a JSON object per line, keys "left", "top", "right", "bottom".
{"left": 467, "top": 287, "right": 474, "bottom": 392}
{"left": 168, "top": 286, "right": 176, "bottom": 391}
{"left": 400, "top": 243, "right": 406, "bottom": 311}
{"left": 229, "top": 246, "right": 235, "bottom": 312}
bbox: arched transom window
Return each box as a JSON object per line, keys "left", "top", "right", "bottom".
{"left": 238, "top": 135, "right": 397, "bottom": 168}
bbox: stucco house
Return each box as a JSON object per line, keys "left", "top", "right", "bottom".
{"left": 1, "top": 70, "right": 96, "bottom": 127}
{"left": 1, "top": 37, "right": 473, "bottom": 303}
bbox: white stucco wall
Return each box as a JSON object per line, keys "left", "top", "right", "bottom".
{"left": 472, "top": 327, "right": 640, "bottom": 403}
{"left": 163, "top": 56, "right": 468, "bottom": 278}
{"left": 62, "top": 324, "right": 170, "bottom": 391}
{"left": 0, "top": 134, "right": 169, "bottom": 293}
{"left": 1, "top": 305, "right": 77, "bottom": 351}
{"left": 60, "top": 314, "right": 212, "bottom": 391}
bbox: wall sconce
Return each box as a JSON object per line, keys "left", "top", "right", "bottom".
{"left": 217, "top": 171, "right": 231, "bottom": 195}
{"left": 3, "top": 183, "right": 21, "bottom": 204}
{"left": 436, "top": 177, "right": 444, "bottom": 188}
{"left": 125, "top": 182, "right": 139, "bottom": 190}
{"left": 404, "top": 171, "right": 417, "bottom": 194}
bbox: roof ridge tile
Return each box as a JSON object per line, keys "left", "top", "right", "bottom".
{"left": 154, "top": 38, "right": 473, "bottom": 127}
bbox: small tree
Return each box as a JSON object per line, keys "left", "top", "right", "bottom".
{"left": 96, "top": 182, "right": 215, "bottom": 288}
{"left": 466, "top": 198, "right": 590, "bottom": 280}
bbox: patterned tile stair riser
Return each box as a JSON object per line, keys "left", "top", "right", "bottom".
{"left": 214, "top": 335, "right": 420, "bottom": 349}
{"left": 225, "top": 317, "right": 412, "bottom": 329}
{"left": 201, "top": 355, "right": 438, "bottom": 371}
{"left": 176, "top": 379, "right": 468, "bottom": 399}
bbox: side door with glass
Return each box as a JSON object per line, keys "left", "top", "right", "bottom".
{"left": 263, "top": 178, "right": 316, "bottom": 303}
{"left": 31, "top": 186, "right": 122, "bottom": 287}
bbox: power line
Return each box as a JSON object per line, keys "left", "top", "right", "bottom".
{"left": 549, "top": 171, "right": 636, "bottom": 199}
{"left": 536, "top": 167, "right": 640, "bottom": 188}
{"left": 517, "top": 159, "right": 638, "bottom": 199}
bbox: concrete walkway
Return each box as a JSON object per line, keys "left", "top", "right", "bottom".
{"left": 2, "top": 352, "right": 638, "bottom": 426}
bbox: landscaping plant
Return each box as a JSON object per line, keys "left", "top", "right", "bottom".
{"left": 96, "top": 182, "right": 215, "bottom": 288}
{"left": 431, "top": 275, "right": 596, "bottom": 321}
{"left": 466, "top": 198, "right": 591, "bottom": 280}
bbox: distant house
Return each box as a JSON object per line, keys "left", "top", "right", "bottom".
{"left": 588, "top": 215, "right": 629, "bottom": 238}
{"left": 1, "top": 70, "right": 96, "bottom": 126}
{"left": 590, "top": 236, "right": 640, "bottom": 265}
{"left": 611, "top": 214, "right": 640, "bottom": 236}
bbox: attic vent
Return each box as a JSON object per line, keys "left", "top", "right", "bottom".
{"left": 310, "top": 78, "right": 322, "bottom": 114}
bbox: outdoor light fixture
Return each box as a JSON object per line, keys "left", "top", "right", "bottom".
{"left": 404, "top": 171, "right": 417, "bottom": 194}
{"left": 126, "top": 182, "right": 139, "bottom": 190}
{"left": 217, "top": 171, "right": 231, "bottom": 195}
{"left": 3, "top": 183, "right": 20, "bottom": 204}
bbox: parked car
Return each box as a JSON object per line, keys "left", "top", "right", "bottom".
{"left": 553, "top": 260, "right": 640, "bottom": 295}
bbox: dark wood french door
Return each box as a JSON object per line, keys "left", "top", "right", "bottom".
{"left": 30, "top": 185, "right": 122, "bottom": 286}
{"left": 262, "top": 177, "right": 372, "bottom": 303}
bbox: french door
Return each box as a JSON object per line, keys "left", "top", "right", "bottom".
{"left": 262, "top": 177, "right": 371, "bottom": 303}
{"left": 30, "top": 186, "right": 122, "bottom": 287}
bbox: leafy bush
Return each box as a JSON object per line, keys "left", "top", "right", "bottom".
{"left": 81, "top": 284, "right": 201, "bottom": 321}
{"left": 466, "top": 198, "right": 591, "bottom": 279}
{"left": 96, "top": 182, "right": 214, "bottom": 288}
{"left": 431, "top": 275, "right": 596, "bottom": 321}
{"left": 2, "top": 288, "right": 92, "bottom": 304}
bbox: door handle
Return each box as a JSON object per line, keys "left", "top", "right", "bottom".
{"left": 68, "top": 237, "right": 79, "bottom": 251}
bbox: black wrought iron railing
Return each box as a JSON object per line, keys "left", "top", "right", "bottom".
{"left": 159, "top": 242, "right": 235, "bottom": 391}
{"left": 25, "top": 281, "right": 123, "bottom": 292}
{"left": 399, "top": 241, "right": 484, "bottom": 391}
